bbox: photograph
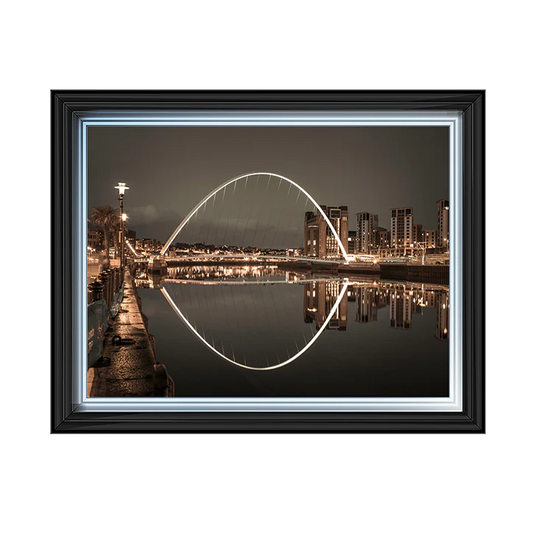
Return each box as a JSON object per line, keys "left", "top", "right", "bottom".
{"left": 86, "top": 125, "right": 452, "bottom": 399}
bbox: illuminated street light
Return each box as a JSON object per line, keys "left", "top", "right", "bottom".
{"left": 115, "top": 182, "right": 129, "bottom": 195}
{"left": 115, "top": 182, "right": 129, "bottom": 269}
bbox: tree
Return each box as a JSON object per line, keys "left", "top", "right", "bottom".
{"left": 90, "top": 206, "right": 119, "bottom": 267}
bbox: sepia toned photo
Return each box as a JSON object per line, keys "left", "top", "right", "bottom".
{"left": 86, "top": 125, "right": 451, "bottom": 399}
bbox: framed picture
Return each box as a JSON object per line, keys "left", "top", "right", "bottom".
{"left": 51, "top": 91, "right": 484, "bottom": 432}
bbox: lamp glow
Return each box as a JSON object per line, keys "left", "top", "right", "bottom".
{"left": 115, "top": 182, "right": 129, "bottom": 195}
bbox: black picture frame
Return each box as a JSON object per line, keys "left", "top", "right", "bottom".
{"left": 51, "top": 90, "right": 485, "bottom": 433}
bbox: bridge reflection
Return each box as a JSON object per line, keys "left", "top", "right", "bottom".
{"left": 134, "top": 265, "right": 449, "bottom": 370}
{"left": 160, "top": 278, "right": 349, "bottom": 371}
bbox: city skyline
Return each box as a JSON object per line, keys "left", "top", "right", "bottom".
{"left": 89, "top": 194, "right": 449, "bottom": 261}
{"left": 88, "top": 126, "right": 449, "bottom": 243}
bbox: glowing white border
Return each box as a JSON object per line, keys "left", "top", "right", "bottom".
{"left": 75, "top": 110, "right": 462, "bottom": 412}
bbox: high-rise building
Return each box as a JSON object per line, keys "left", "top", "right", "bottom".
{"left": 304, "top": 206, "right": 348, "bottom": 259}
{"left": 413, "top": 223, "right": 423, "bottom": 244}
{"left": 348, "top": 230, "right": 356, "bottom": 254}
{"left": 354, "top": 212, "right": 377, "bottom": 253}
{"left": 390, "top": 207, "right": 414, "bottom": 248}
{"left": 437, "top": 199, "right": 450, "bottom": 250}
{"left": 423, "top": 229, "right": 437, "bottom": 249}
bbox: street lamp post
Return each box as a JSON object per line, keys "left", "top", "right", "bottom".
{"left": 114, "top": 182, "right": 129, "bottom": 269}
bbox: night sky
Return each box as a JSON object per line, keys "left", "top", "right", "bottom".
{"left": 88, "top": 126, "right": 449, "bottom": 246}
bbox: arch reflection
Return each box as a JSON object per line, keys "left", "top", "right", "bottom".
{"left": 135, "top": 266, "right": 450, "bottom": 371}
{"left": 160, "top": 279, "right": 349, "bottom": 371}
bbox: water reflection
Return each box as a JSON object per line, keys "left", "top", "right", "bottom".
{"left": 304, "top": 280, "right": 449, "bottom": 339}
{"left": 167, "top": 264, "right": 280, "bottom": 281}
{"left": 161, "top": 279, "right": 349, "bottom": 370}
{"left": 135, "top": 264, "right": 280, "bottom": 289}
{"left": 134, "top": 264, "right": 449, "bottom": 372}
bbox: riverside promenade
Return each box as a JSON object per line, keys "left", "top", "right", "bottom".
{"left": 87, "top": 270, "right": 173, "bottom": 397}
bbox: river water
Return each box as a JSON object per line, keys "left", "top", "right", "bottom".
{"left": 135, "top": 265, "right": 449, "bottom": 398}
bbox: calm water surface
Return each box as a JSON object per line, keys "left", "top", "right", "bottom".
{"left": 136, "top": 265, "right": 449, "bottom": 397}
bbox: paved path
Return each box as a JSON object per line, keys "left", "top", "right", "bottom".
{"left": 87, "top": 271, "right": 167, "bottom": 397}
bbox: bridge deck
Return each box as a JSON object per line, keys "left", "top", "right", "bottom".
{"left": 135, "top": 254, "right": 344, "bottom": 265}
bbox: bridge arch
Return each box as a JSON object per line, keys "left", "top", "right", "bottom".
{"left": 160, "top": 172, "right": 349, "bottom": 261}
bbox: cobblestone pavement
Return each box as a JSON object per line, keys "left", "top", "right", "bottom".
{"left": 88, "top": 271, "right": 158, "bottom": 397}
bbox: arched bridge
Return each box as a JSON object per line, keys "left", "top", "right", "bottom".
{"left": 157, "top": 172, "right": 348, "bottom": 263}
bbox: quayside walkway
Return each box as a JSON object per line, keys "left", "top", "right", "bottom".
{"left": 87, "top": 270, "right": 173, "bottom": 397}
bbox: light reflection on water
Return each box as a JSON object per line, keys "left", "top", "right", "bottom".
{"left": 135, "top": 264, "right": 449, "bottom": 398}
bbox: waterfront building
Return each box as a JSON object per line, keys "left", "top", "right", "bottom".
{"left": 136, "top": 238, "right": 163, "bottom": 252}
{"left": 423, "top": 229, "right": 437, "bottom": 249}
{"left": 414, "top": 223, "right": 423, "bottom": 244}
{"left": 373, "top": 227, "right": 390, "bottom": 249}
{"left": 437, "top": 199, "right": 450, "bottom": 250}
{"left": 88, "top": 229, "right": 102, "bottom": 250}
{"left": 354, "top": 212, "right": 377, "bottom": 253}
{"left": 348, "top": 230, "right": 356, "bottom": 254}
{"left": 304, "top": 206, "right": 348, "bottom": 259}
{"left": 286, "top": 248, "right": 303, "bottom": 257}
{"left": 390, "top": 207, "right": 414, "bottom": 248}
